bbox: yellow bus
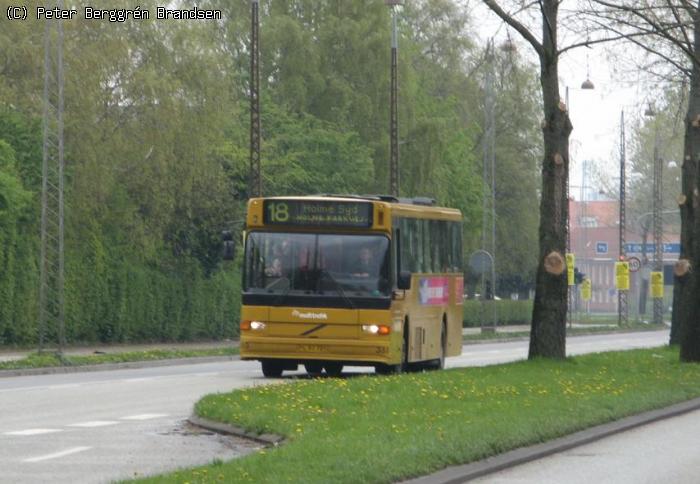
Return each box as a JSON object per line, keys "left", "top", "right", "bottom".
{"left": 239, "top": 195, "right": 463, "bottom": 377}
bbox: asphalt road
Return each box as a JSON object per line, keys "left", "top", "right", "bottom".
{"left": 472, "top": 407, "right": 700, "bottom": 484}
{"left": 0, "top": 330, "right": 669, "bottom": 483}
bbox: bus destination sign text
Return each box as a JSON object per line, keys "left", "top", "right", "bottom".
{"left": 263, "top": 200, "right": 373, "bottom": 228}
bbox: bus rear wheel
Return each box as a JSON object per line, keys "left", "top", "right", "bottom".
{"left": 261, "top": 359, "right": 284, "bottom": 378}
{"left": 304, "top": 362, "right": 324, "bottom": 377}
{"left": 324, "top": 362, "right": 343, "bottom": 377}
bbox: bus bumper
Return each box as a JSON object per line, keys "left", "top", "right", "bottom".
{"left": 240, "top": 336, "right": 393, "bottom": 365}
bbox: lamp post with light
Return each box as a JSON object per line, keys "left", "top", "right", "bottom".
{"left": 565, "top": 79, "right": 594, "bottom": 326}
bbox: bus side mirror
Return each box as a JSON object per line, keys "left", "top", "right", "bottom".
{"left": 397, "top": 270, "right": 412, "bottom": 290}
{"left": 222, "top": 231, "right": 236, "bottom": 260}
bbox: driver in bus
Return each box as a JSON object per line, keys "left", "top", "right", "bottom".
{"left": 352, "top": 246, "right": 375, "bottom": 277}
{"left": 265, "top": 239, "right": 290, "bottom": 277}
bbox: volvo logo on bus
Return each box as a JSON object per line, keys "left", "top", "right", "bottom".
{"left": 291, "top": 310, "right": 328, "bottom": 320}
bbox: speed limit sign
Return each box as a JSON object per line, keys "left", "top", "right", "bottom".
{"left": 627, "top": 256, "right": 641, "bottom": 273}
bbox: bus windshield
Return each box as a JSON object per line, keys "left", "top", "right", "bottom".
{"left": 244, "top": 232, "right": 390, "bottom": 299}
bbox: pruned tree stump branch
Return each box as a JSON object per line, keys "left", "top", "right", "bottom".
{"left": 675, "top": 259, "right": 692, "bottom": 278}
{"left": 544, "top": 251, "right": 565, "bottom": 275}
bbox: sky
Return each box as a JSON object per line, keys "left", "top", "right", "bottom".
{"left": 471, "top": 1, "right": 645, "bottom": 200}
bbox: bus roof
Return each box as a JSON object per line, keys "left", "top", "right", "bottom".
{"left": 263, "top": 194, "right": 461, "bottom": 214}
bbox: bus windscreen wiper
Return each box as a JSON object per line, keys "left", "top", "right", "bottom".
{"left": 270, "top": 278, "right": 293, "bottom": 306}
{"left": 318, "top": 269, "right": 356, "bottom": 310}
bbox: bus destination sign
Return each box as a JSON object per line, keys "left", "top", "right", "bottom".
{"left": 263, "top": 200, "right": 373, "bottom": 227}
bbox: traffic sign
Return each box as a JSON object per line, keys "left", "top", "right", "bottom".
{"left": 566, "top": 253, "right": 575, "bottom": 286}
{"left": 469, "top": 250, "right": 493, "bottom": 275}
{"left": 581, "top": 278, "right": 592, "bottom": 301}
{"left": 596, "top": 242, "right": 608, "bottom": 254}
{"left": 627, "top": 256, "right": 641, "bottom": 273}
{"left": 651, "top": 271, "right": 664, "bottom": 298}
{"left": 615, "top": 261, "right": 630, "bottom": 290}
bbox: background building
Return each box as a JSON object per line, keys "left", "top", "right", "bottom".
{"left": 569, "top": 198, "right": 679, "bottom": 314}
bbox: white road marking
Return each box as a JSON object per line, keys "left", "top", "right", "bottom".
{"left": 48, "top": 383, "right": 81, "bottom": 390}
{"left": 120, "top": 413, "right": 168, "bottom": 420}
{"left": 23, "top": 446, "right": 91, "bottom": 463}
{"left": 124, "top": 377, "right": 155, "bottom": 382}
{"left": 67, "top": 421, "right": 119, "bottom": 428}
{"left": 3, "top": 428, "right": 63, "bottom": 436}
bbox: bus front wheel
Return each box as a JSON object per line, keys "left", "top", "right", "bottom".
{"left": 375, "top": 323, "right": 408, "bottom": 375}
{"left": 261, "top": 359, "right": 284, "bottom": 378}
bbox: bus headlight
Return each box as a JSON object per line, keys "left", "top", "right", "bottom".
{"left": 241, "top": 320, "right": 266, "bottom": 331}
{"left": 362, "top": 324, "right": 390, "bottom": 335}
{"left": 250, "top": 321, "right": 266, "bottom": 331}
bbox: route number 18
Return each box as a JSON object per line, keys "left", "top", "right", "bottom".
{"left": 266, "top": 202, "right": 289, "bottom": 223}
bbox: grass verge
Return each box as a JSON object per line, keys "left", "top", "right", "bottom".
{"left": 0, "top": 347, "right": 239, "bottom": 371}
{"left": 137, "top": 346, "right": 700, "bottom": 483}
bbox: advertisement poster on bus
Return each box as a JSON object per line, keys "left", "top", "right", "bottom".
{"left": 419, "top": 277, "right": 450, "bottom": 305}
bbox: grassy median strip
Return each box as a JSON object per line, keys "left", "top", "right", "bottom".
{"left": 0, "top": 347, "right": 238, "bottom": 370}
{"left": 135, "top": 346, "right": 700, "bottom": 484}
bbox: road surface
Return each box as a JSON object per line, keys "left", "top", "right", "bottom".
{"left": 0, "top": 330, "right": 669, "bottom": 483}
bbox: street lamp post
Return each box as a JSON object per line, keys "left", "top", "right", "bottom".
{"left": 565, "top": 81, "right": 594, "bottom": 327}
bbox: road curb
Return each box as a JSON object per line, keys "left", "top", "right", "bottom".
{"left": 188, "top": 414, "right": 285, "bottom": 447}
{"left": 0, "top": 355, "right": 239, "bottom": 378}
{"left": 403, "top": 397, "right": 700, "bottom": 483}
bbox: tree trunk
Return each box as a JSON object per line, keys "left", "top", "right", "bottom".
{"left": 679, "top": 5, "right": 700, "bottom": 361}
{"left": 528, "top": 0, "right": 570, "bottom": 359}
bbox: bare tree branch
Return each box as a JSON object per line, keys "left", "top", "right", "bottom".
{"left": 589, "top": 0, "right": 697, "bottom": 63}
{"left": 482, "top": 0, "right": 545, "bottom": 58}
{"left": 558, "top": 31, "right": 652, "bottom": 55}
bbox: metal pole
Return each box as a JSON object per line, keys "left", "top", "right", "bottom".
{"left": 39, "top": 17, "right": 51, "bottom": 353}
{"left": 249, "top": 0, "right": 261, "bottom": 197}
{"left": 566, "top": 86, "right": 572, "bottom": 328}
{"left": 487, "top": 41, "right": 497, "bottom": 329}
{"left": 580, "top": 160, "right": 587, "bottom": 318}
{"left": 39, "top": 2, "right": 66, "bottom": 355}
{"left": 389, "top": 7, "right": 399, "bottom": 196}
{"left": 652, "top": 127, "right": 663, "bottom": 325}
{"left": 618, "top": 110, "right": 628, "bottom": 327}
{"left": 56, "top": 3, "right": 66, "bottom": 353}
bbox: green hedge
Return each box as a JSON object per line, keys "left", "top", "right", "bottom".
{"left": 463, "top": 299, "right": 533, "bottom": 327}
